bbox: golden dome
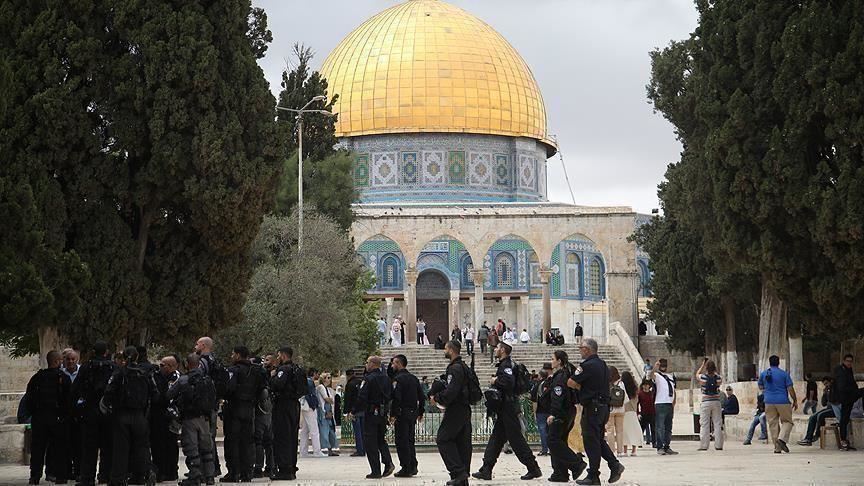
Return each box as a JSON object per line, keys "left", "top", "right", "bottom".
{"left": 320, "top": 0, "right": 555, "bottom": 154}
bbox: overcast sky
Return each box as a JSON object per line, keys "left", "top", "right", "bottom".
{"left": 253, "top": 0, "right": 698, "bottom": 213}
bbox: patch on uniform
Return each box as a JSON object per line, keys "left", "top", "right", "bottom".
{"left": 360, "top": 381, "right": 366, "bottom": 388}
{"left": 574, "top": 366, "right": 583, "bottom": 376}
{"left": 228, "top": 371, "right": 234, "bottom": 380}
{"left": 277, "top": 371, "right": 284, "bottom": 378}
{"left": 447, "top": 374, "right": 453, "bottom": 384}
{"left": 392, "top": 382, "right": 397, "bottom": 389}
{"left": 504, "top": 368, "right": 513, "bottom": 375}
{"left": 554, "top": 386, "right": 563, "bottom": 396}
{"left": 107, "top": 376, "right": 113, "bottom": 384}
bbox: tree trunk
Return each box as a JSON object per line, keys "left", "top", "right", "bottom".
{"left": 37, "top": 326, "right": 63, "bottom": 367}
{"left": 758, "top": 281, "right": 788, "bottom": 372}
{"left": 788, "top": 330, "right": 803, "bottom": 381}
{"left": 722, "top": 296, "right": 738, "bottom": 382}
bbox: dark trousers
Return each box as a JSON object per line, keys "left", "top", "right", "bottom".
{"left": 839, "top": 388, "right": 864, "bottom": 441}
{"left": 654, "top": 403, "right": 674, "bottom": 450}
{"left": 363, "top": 414, "right": 393, "bottom": 476}
{"left": 417, "top": 332, "right": 425, "bottom": 345}
{"left": 254, "top": 410, "right": 274, "bottom": 473}
{"left": 804, "top": 407, "right": 834, "bottom": 441}
{"left": 581, "top": 402, "right": 619, "bottom": 479}
{"left": 436, "top": 403, "right": 472, "bottom": 481}
{"left": 639, "top": 413, "right": 655, "bottom": 446}
{"left": 394, "top": 413, "right": 418, "bottom": 472}
{"left": 480, "top": 341, "right": 487, "bottom": 355}
{"left": 352, "top": 415, "right": 366, "bottom": 455}
{"left": 224, "top": 405, "right": 255, "bottom": 479}
{"left": 273, "top": 401, "right": 300, "bottom": 474}
{"left": 181, "top": 416, "right": 214, "bottom": 481}
{"left": 466, "top": 341, "right": 474, "bottom": 355}
{"left": 79, "top": 408, "right": 112, "bottom": 485}
{"left": 150, "top": 416, "right": 179, "bottom": 480}
{"left": 549, "top": 417, "right": 584, "bottom": 477}
{"left": 66, "top": 419, "right": 81, "bottom": 480}
{"left": 209, "top": 409, "right": 221, "bottom": 475}
{"left": 110, "top": 411, "right": 149, "bottom": 485}
{"left": 30, "top": 415, "right": 69, "bottom": 482}
{"left": 480, "top": 405, "right": 538, "bottom": 472}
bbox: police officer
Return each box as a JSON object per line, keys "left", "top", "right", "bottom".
{"left": 566, "top": 338, "right": 624, "bottom": 485}
{"left": 351, "top": 356, "right": 394, "bottom": 479}
{"left": 269, "top": 346, "right": 303, "bottom": 481}
{"left": 195, "top": 336, "right": 224, "bottom": 477}
{"left": 103, "top": 346, "right": 159, "bottom": 486}
{"left": 252, "top": 355, "right": 274, "bottom": 478}
{"left": 26, "top": 350, "right": 71, "bottom": 486}
{"left": 389, "top": 354, "right": 424, "bottom": 477}
{"left": 473, "top": 342, "right": 542, "bottom": 481}
{"left": 73, "top": 342, "right": 116, "bottom": 486}
{"left": 222, "top": 345, "right": 265, "bottom": 482}
{"left": 431, "top": 340, "right": 472, "bottom": 486}
{"left": 547, "top": 350, "right": 587, "bottom": 482}
{"left": 151, "top": 356, "right": 180, "bottom": 482}
{"left": 167, "top": 353, "right": 217, "bottom": 486}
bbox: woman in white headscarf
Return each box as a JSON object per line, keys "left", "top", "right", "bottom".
{"left": 391, "top": 317, "right": 402, "bottom": 347}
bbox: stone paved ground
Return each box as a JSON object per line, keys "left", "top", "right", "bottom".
{"left": 1, "top": 440, "right": 861, "bottom": 486}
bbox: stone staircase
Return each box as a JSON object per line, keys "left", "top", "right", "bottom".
{"left": 380, "top": 343, "right": 632, "bottom": 381}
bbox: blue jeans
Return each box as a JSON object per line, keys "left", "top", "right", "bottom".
{"left": 353, "top": 415, "right": 365, "bottom": 455}
{"left": 654, "top": 403, "right": 674, "bottom": 450}
{"left": 746, "top": 413, "right": 767, "bottom": 441}
{"left": 535, "top": 412, "right": 550, "bottom": 453}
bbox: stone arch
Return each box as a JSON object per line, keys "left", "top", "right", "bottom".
{"left": 548, "top": 233, "right": 607, "bottom": 299}
{"left": 477, "top": 231, "right": 546, "bottom": 266}
{"left": 480, "top": 234, "right": 540, "bottom": 291}
{"left": 415, "top": 234, "right": 476, "bottom": 289}
{"left": 356, "top": 234, "right": 406, "bottom": 291}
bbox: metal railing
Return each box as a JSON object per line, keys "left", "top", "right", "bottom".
{"left": 340, "top": 398, "right": 540, "bottom": 446}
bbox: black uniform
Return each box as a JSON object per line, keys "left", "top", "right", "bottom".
{"left": 198, "top": 353, "right": 223, "bottom": 476}
{"left": 103, "top": 363, "right": 159, "bottom": 486}
{"left": 224, "top": 360, "right": 265, "bottom": 481}
{"left": 569, "top": 354, "right": 621, "bottom": 482}
{"left": 26, "top": 367, "right": 71, "bottom": 484}
{"left": 477, "top": 356, "right": 540, "bottom": 476}
{"left": 391, "top": 368, "right": 424, "bottom": 474}
{"left": 167, "top": 367, "right": 217, "bottom": 484}
{"left": 269, "top": 361, "right": 302, "bottom": 479}
{"left": 151, "top": 369, "right": 180, "bottom": 481}
{"left": 253, "top": 363, "right": 274, "bottom": 477}
{"left": 354, "top": 367, "right": 393, "bottom": 477}
{"left": 434, "top": 357, "right": 472, "bottom": 484}
{"left": 72, "top": 356, "right": 116, "bottom": 485}
{"left": 548, "top": 366, "right": 586, "bottom": 480}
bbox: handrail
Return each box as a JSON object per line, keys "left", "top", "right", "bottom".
{"left": 608, "top": 321, "right": 646, "bottom": 381}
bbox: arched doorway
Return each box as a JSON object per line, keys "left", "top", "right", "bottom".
{"left": 416, "top": 270, "right": 450, "bottom": 343}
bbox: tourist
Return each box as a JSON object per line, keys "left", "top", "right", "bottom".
{"left": 478, "top": 322, "right": 490, "bottom": 355}
{"left": 722, "top": 386, "right": 739, "bottom": 419}
{"left": 504, "top": 328, "right": 517, "bottom": 345}
{"left": 60, "top": 348, "right": 81, "bottom": 481}
{"left": 642, "top": 359, "right": 652, "bottom": 375}
{"left": 742, "top": 392, "right": 768, "bottom": 445}
{"left": 546, "top": 329, "right": 555, "bottom": 345}
{"left": 833, "top": 354, "right": 864, "bottom": 451}
{"left": 620, "top": 371, "right": 642, "bottom": 456}
{"left": 416, "top": 316, "right": 427, "bottom": 345}
{"left": 299, "top": 369, "right": 324, "bottom": 457}
{"left": 400, "top": 318, "right": 406, "bottom": 346}
{"left": 637, "top": 380, "right": 655, "bottom": 447}
{"left": 758, "top": 355, "right": 797, "bottom": 453}
{"left": 520, "top": 329, "right": 530, "bottom": 344}
{"left": 451, "top": 325, "right": 462, "bottom": 343}
{"left": 464, "top": 327, "right": 475, "bottom": 355}
{"left": 638, "top": 320, "right": 647, "bottom": 336}
{"left": 343, "top": 369, "right": 365, "bottom": 457}
{"left": 803, "top": 373, "right": 818, "bottom": 415}
{"left": 377, "top": 317, "right": 387, "bottom": 347}
{"left": 391, "top": 318, "right": 402, "bottom": 347}
{"left": 434, "top": 334, "right": 445, "bottom": 350}
{"left": 696, "top": 359, "right": 724, "bottom": 451}
{"left": 488, "top": 330, "right": 499, "bottom": 364}
{"left": 574, "top": 322, "right": 583, "bottom": 343}
{"left": 531, "top": 369, "right": 553, "bottom": 456}
{"left": 798, "top": 377, "right": 836, "bottom": 446}
{"left": 606, "top": 366, "right": 626, "bottom": 456}
{"left": 648, "top": 358, "right": 677, "bottom": 455}
{"left": 496, "top": 319, "right": 505, "bottom": 337}
{"left": 317, "top": 373, "right": 339, "bottom": 456}
{"left": 26, "top": 350, "right": 71, "bottom": 486}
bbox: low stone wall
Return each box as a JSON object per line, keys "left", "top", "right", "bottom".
{"left": 722, "top": 414, "right": 864, "bottom": 448}
{"left": 0, "top": 393, "right": 24, "bottom": 422}
{"left": 0, "top": 424, "right": 26, "bottom": 464}
{"left": 0, "top": 349, "right": 39, "bottom": 393}
{"left": 672, "top": 380, "right": 864, "bottom": 415}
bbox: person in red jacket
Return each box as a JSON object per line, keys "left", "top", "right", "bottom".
{"left": 637, "top": 380, "right": 656, "bottom": 447}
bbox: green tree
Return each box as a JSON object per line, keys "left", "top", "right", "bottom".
{"left": 275, "top": 45, "right": 356, "bottom": 229}
{"left": 220, "top": 212, "right": 377, "bottom": 370}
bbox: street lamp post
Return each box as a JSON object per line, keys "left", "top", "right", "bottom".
{"left": 276, "top": 95, "right": 333, "bottom": 254}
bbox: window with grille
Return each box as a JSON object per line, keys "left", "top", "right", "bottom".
{"left": 461, "top": 255, "right": 474, "bottom": 288}
{"left": 566, "top": 253, "right": 580, "bottom": 296}
{"left": 381, "top": 255, "right": 399, "bottom": 289}
{"left": 529, "top": 252, "right": 540, "bottom": 288}
{"left": 589, "top": 258, "right": 603, "bottom": 297}
{"left": 495, "top": 253, "right": 514, "bottom": 288}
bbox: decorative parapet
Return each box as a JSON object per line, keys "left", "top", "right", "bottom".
{"left": 608, "top": 321, "right": 646, "bottom": 381}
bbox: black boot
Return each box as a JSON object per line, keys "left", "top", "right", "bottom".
{"left": 520, "top": 467, "right": 542, "bottom": 480}
{"left": 472, "top": 468, "right": 492, "bottom": 481}
{"left": 576, "top": 475, "right": 601, "bottom": 485}
{"left": 571, "top": 454, "right": 587, "bottom": 480}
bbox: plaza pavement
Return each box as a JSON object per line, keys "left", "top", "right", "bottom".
{"left": 1, "top": 440, "right": 861, "bottom": 486}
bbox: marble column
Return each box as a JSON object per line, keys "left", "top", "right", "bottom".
{"left": 449, "top": 290, "right": 460, "bottom": 335}
{"left": 540, "top": 268, "right": 553, "bottom": 335}
{"left": 520, "top": 295, "right": 531, "bottom": 336}
{"left": 385, "top": 297, "right": 394, "bottom": 324}
{"left": 470, "top": 269, "right": 487, "bottom": 331}
{"left": 501, "top": 296, "right": 511, "bottom": 325}
{"left": 404, "top": 269, "right": 418, "bottom": 344}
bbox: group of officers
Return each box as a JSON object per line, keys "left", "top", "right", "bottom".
{"left": 24, "top": 335, "right": 625, "bottom": 486}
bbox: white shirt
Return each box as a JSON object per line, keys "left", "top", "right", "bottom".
{"left": 417, "top": 320, "right": 426, "bottom": 333}
{"left": 464, "top": 328, "right": 474, "bottom": 341}
{"left": 653, "top": 370, "right": 676, "bottom": 404}
{"left": 519, "top": 331, "right": 530, "bottom": 343}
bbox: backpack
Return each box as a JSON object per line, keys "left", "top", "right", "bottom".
{"left": 232, "top": 365, "right": 258, "bottom": 402}
{"left": 181, "top": 372, "right": 216, "bottom": 417}
{"left": 609, "top": 382, "right": 626, "bottom": 408}
{"left": 304, "top": 379, "right": 320, "bottom": 410}
{"left": 702, "top": 374, "right": 720, "bottom": 396}
{"left": 512, "top": 361, "right": 532, "bottom": 396}
{"left": 460, "top": 363, "right": 483, "bottom": 405}
{"left": 122, "top": 367, "right": 151, "bottom": 410}
{"left": 288, "top": 365, "right": 308, "bottom": 401}
{"left": 206, "top": 357, "right": 230, "bottom": 399}
{"left": 30, "top": 370, "right": 63, "bottom": 413}
{"left": 83, "top": 359, "right": 115, "bottom": 404}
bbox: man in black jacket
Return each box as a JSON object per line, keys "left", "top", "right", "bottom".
{"left": 27, "top": 350, "right": 71, "bottom": 486}
{"left": 269, "top": 347, "right": 303, "bottom": 481}
{"left": 343, "top": 369, "right": 366, "bottom": 457}
{"left": 547, "top": 350, "right": 586, "bottom": 482}
{"left": 223, "top": 345, "right": 266, "bottom": 482}
{"left": 351, "top": 356, "right": 394, "bottom": 479}
{"left": 151, "top": 356, "right": 180, "bottom": 482}
{"left": 73, "top": 342, "right": 116, "bottom": 486}
{"left": 389, "top": 354, "right": 424, "bottom": 477}
{"left": 834, "top": 354, "right": 863, "bottom": 450}
{"left": 431, "top": 340, "right": 472, "bottom": 486}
